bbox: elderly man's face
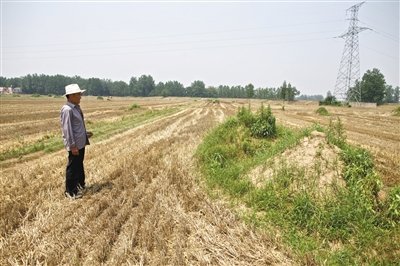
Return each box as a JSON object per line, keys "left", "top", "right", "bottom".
{"left": 69, "top": 92, "right": 82, "bottom": 105}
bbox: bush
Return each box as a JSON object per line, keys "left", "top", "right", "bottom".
{"left": 382, "top": 186, "right": 400, "bottom": 226}
{"left": 129, "top": 103, "right": 140, "bottom": 110}
{"left": 237, "top": 106, "right": 255, "bottom": 128}
{"left": 319, "top": 95, "right": 342, "bottom": 106}
{"left": 97, "top": 96, "right": 104, "bottom": 100}
{"left": 31, "top": 94, "right": 40, "bottom": 97}
{"left": 326, "top": 118, "right": 346, "bottom": 148}
{"left": 250, "top": 104, "right": 276, "bottom": 138}
{"left": 392, "top": 106, "right": 400, "bottom": 116}
{"left": 237, "top": 104, "right": 276, "bottom": 138}
{"left": 316, "top": 107, "right": 329, "bottom": 116}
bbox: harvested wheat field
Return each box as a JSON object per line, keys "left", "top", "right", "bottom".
{"left": 0, "top": 96, "right": 292, "bottom": 265}
{"left": 0, "top": 95, "right": 399, "bottom": 265}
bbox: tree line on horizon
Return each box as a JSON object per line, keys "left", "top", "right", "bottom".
{"left": 1, "top": 68, "right": 398, "bottom": 104}
{"left": 0, "top": 74, "right": 300, "bottom": 100}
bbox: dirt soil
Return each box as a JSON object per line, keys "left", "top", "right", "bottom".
{"left": 249, "top": 131, "right": 345, "bottom": 196}
{"left": 0, "top": 100, "right": 294, "bottom": 265}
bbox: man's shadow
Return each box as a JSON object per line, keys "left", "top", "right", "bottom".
{"left": 85, "top": 181, "right": 113, "bottom": 196}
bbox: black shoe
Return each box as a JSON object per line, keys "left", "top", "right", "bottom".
{"left": 78, "top": 185, "right": 87, "bottom": 194}
{"left": 65, "top": 191, "right": 83, "bottom": 200}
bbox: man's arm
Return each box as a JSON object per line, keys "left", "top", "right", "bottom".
{"left": 61, "top": 108, "right": 79, "bottom": 155}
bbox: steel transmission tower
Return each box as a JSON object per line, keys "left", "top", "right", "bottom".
{"left": 334, "top": 2, "right": 370, "bottom": 102}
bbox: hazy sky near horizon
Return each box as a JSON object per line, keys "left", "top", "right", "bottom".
{"left": 2, "top": 0, "right": 399, "bottom": 96}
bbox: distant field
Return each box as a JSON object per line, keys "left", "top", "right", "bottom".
{"left": 0, "top": 94, "right": 398, "bottom": 264}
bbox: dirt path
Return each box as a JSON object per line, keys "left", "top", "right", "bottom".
{"left": 0, "top": 102, "right": 293, "bottom": 265}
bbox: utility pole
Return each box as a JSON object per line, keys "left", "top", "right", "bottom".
{"left": 334, "top": 2, "right": 370, "bottom": 102}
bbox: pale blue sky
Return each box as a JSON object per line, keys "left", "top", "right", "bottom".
{"left": 2, "top": 0, "right": 399, "bottom": 95}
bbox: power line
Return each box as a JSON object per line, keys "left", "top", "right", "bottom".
{"left": 359, "top": 20, "right": 399, "bottom": 43}
{"left": 362, "top": 45, "right": 399, "bottom": 61}
{"left": 4, "top": 19, "right": 344, "bottom": 49}
{"left": 4, "top": 29, "right": 341, "bottom": 55}
{"left": 3, "top": 36, "right": 333, "bottom": 61}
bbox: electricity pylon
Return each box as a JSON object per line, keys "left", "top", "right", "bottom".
{"left": 334, "top": 2, "right": 370, "bottom": 102}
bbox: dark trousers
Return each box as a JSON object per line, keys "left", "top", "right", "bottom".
{"left": 66, "top": 148, "right": 86, "bottom": 195}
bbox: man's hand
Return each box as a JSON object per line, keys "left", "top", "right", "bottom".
{"left": 71, "top": 147, "right": 79, "bottom": 156}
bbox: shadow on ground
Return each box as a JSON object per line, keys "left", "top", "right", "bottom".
{"left": 85, "top": 181, "right": 114, "bottom": 195}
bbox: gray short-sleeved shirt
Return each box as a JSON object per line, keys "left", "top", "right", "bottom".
{"left": 60, "top": 102, "right": 89, "bottom": 151}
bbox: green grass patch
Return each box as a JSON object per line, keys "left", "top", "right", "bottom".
{"left": 393, "top": 106, "right": 400, "bottom": 116}
{"left": 315, "top": 107, "right": 329, "bottom": 116}
{"left": 129, "top": 103, "right": 141, "bottom": 110}
{"left": 196, "top": 108, "right": 400, "bottom": 265}
{"left": 0, "top": 107, "right": 179, "bottom": 161}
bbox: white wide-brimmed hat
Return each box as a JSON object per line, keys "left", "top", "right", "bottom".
{"left": 64, "top": 84, "right": 86, "bottom": 96}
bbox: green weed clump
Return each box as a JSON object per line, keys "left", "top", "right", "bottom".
{"left": 129, "top": 103, "right": 140, "bottom": 110}
{"left": 393, "top": 106, "right": 400, "bottom": 116}
{"left": 97, "top": 96, "right": 104, "bottom": 100}
{"left": 326, "top": 117, "right": 346, "bottom": 148}
{"left": 196, "top": 109, "right": 399, "bottom": 265}
{"left": 315, "top": 107, "right": 329, "bottom": 116}
{"left": 237, "top": 106, "right": 255, "bottom": 128}
{"left": 208, "top": 99, "right": 220, "bottom": 104}
{"left": 383, "top": 187, "right": 400, "bottom": 226}
{"left": 237, "top": 104, "right": 276, "bottom": 138}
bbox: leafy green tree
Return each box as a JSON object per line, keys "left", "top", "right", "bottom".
{"left": 319, "top": 90, "right": 341, "bottom": 106}
{"left": 280, "top": 81, "right": 287, "bottom": 100}
{"left": 279, "top": 81, "right": 299, "bottom": 101}
{"left": 86, "top": 78, "right": 108, "bottom": 96}
{"left": 136, "top": 75, "right": 155, "bottom": 96}
{"left": 351, "top": 68, "right": 386, "bottom": 104}
{"left": 287, "top": 83, "right": 299, "bottom": 101}
{"left": 216, "top": 85, "right": 227, "bottom": 98}
{"left": 152, "top": 82, "right": 165, "bottom": 96}
{"left": 394, "top": 86, "right": 400, "bottom": 103}
{"left": 0, "top": 76, "right": 7, "bottom": 86}
{"left": 187, "top": 80, "right": 206, "bottom": 97}
{"left": 206, "top": 86, "right": 218, "bottom": 98}
{"left": 385, "top": 85, "right": 394, "bottom": 103}
{"left": 324, "top": 91, "right": 337, "bottom": 104}
{"left": 245, "top": 83, "right": 254, "bottom": 98}
{"left": 165, "top": 81, "right": 185, "bottom": 96}
{"left": 109, "top": 80, "right": 129, "bottom": 96}
{"left": 129, "top": 77, "right": 139, "bottom": 96}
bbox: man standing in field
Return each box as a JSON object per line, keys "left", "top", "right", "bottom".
{"left": 60, "top": 84, "right": 93, "bottom": 199}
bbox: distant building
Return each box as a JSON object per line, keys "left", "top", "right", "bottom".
{"left": 0, "top": 87, "right": 22, "bottom": 94}
{"left": 13, "top": 87, "right": 22, "bottom": 94}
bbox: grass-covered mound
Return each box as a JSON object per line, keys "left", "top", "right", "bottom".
{"left": 196, "top": 105, "right": 400, "bottom": 265}
{"left": 315, "top": 106, "right": 329, "bottom": 116}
